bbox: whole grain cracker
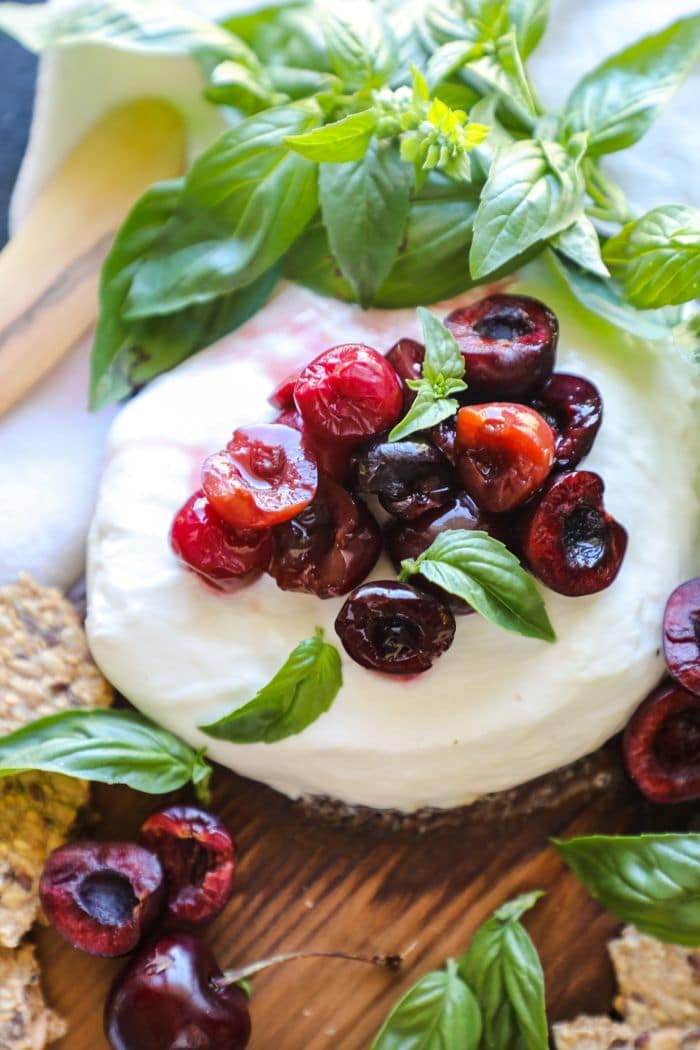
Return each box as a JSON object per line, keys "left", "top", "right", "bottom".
{"left": 553, "top": 1017, "right": 700, "bottom": 1049}
{"left": 0, "top": 943, "right": 66, "bottom": 1049}
{"left": 609, "top": 927, "right": 700, "bottom": 1030}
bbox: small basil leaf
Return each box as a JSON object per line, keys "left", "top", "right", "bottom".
{"left": 554, "top": 833, "right": 700, "bottom": 947}
{"left": 508, "top": 0, "right": 550, "bottom": 59}
{"left": 548, "top": 249, "right": 682, "bottom": 343}
{"left": 0, "top": 709, "right": 212, "bottom": 802}
{"left": 389, "top": 387, "right": 461, "bottom": 442}
{"left": 0, "top": 0, "right": 257, "bottom": 66}
{"left": 418, "top": 305, "right": 466, "bottom": 384}
{"left": 199, "top": 629, "right": 342, "bottom": 744}
{"left": 561, "top": 13, "right": 700, "bottom": 156}
{"left": 123, "top": 103, "right": 320, "bottom": 318}
{"left": 371, "top": 958, "right": 482, "bottom": 1050}
{"left": 205, "top": 60, "right": 283, "bottom": 115}
{"left": 427, "top": 39, "right": 482, "bottom": 88}
{"left": 320, "top": 2, "right": 397, "bottom": 91}
{"left": 286, "top": 109, "right": 379, "bottom": 162}
{"left": 319, "top": 140, "right": 412, "bottom": 308}
{"left": 470, "top": 138, "right": 585, "bottom": 279}
{"left": 90, "top": 179, "right": 278, "bottom": 408}
{"left": 551, "top": 214, "right": 609, "bottom": 278}
{"left": 400, "top": 529, "right": 556, "bottom": 642}
{"left": 459, "top": 892, "right": 547, "bottom": 1050}
{"left": 603, "top": 204, "right": 700, "bottom": 309}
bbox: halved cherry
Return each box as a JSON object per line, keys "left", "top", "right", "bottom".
{"left": 531, "top": 373, "right": 602, "bottom": 470}
{"left": 455, "top": 403, "right": 555, "bottom": 513}
{"left": 268, "top": 366, "right": 302, "bottom": 411}
{"left": 275, "top": 408, "right": 351, "bottom": 482}
{"left": 202, "top": 424, "right": 317, "bottom": 530}
{"left": 663, "top": 579, "right": 700, "bottom": 697}
{"left": 294, "top": 344, "right": 403, "bottom": 443}
{"left": 386, "top": 338, "right": 425, "bottom": 409}
{"left": 521, "top": 471, "right": 627, "bottom": 596}
{"left": 624, "top": 680, "right": 700, "bottom": 803}
{"left": 170, "top": 491, "right": 272, "bottom": 590}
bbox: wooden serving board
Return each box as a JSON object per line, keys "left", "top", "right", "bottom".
{"left": 37, "top": 751, "right": 695, "bottom": 1050}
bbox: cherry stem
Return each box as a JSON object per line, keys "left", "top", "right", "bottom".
{"left": 216, "top": 950, "right": 402, "bottom": 988}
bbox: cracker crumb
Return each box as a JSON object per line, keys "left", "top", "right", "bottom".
{"left": 0, "top": 943, "right": 66, "bottom": 1049}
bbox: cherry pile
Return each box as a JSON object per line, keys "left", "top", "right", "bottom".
{"left": 172, "top": 294, "right": 627, "bottom": 674}
{"left": 624, "top": 578, "right": 700, "bottom": 804}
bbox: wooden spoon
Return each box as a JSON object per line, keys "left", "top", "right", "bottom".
{"left": 0, "top": 98, "right": 186, "bottom": 417}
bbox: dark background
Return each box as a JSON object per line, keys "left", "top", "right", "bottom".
{"left": 0, "top": 0, "right": 41, "bottom": 247}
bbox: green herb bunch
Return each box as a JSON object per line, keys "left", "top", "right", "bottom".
{"left": 1, "top": 0, "right": 698, "bottom": 407}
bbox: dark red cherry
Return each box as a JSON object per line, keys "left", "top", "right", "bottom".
{"left": 521, "top": 471, "right": 627, "bottom": 596}
{"left": 170, "top": 491, "right": 272, "bottom": 591}
{"left": 385, "top": 493, "right": 485, "bottom": 614}
{"left": 624, "top": 680, "right": 700, "bottom": 803}
{"left": 275, "top": 408, "right": 351, "bottom": 482}
{"left": 270, "top": 478, "right": 381, "bottom": 598}
{"left": 385, "top": 338, "right": 425, "bottom": 409}
{"left": 350, "top": 438, "right": 454, "bottom": 519}
{"left": 430, "top": 416, "right": 458, "bottom": 465}
{"left": 202, "top": 424, "right": 318, "bottom": 530}
{"left": 445, "top": 294, "right": 557, "bottom": 400}
{"left": 139, "top": 807, "right": 236, "bottom": 927}
{"left": 40, "top": 843, "right": 164, "bottom": 958}
{"left": 531, "top": 373, "right": 603, "bottom": 470}
{"left": 335, "top": 580, "right": 456, "bottom": 674}
{"left": 455, "top": 403, "right": 556, "bottom": 513}
{"left": 105, "top": 932, "right": 251, "bottom": 1050}
{"left": 663, "top": 579, "right": 700, "bottom": 697}
{"left": 294, "top": 344, "right": 403, "bottom": 443}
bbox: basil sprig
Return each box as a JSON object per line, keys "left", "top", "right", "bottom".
{"left": 372, "top": 891, "right": 546, "bottom": 1050}
{"left": 554, "top": 833, "right": 700, "bottom": 948}
{"left": 199, "top": 629, "right": 342, "bottom": 744}
{"left": 400, "top": 529, "right": 556, "bottom": 642}
{"left": 389, "top": 306, "right": 467, "bottom": 441}
{"left": 0, "top": 708, "right": 212, "bottom": 802}
{"left": 459, "top": 892, "right": 548, "bottom": 1050}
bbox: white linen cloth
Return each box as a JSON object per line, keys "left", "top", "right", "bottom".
{"left": 2, "top": 0, "right": 699, "bottom": 590}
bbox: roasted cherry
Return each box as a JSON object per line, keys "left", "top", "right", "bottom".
{"left": 663, "top": 579, "right": 700, "bottom": 697}
{"left": 335, "top": 581, "right": 456, "bottom": 674}
{"left": 385, "top": 493, "right": 484, "bottom": 614}
{"left": 455, "top": 403, "right": 555, "bottom": 513}
{"left": 268, "top": 367, "right": 301, "bottom": 411}
{"left": 139, "top": 806, "right": 236, "bottom": 927}
{"left": 430, "top": 416, "right": 458, "bottom": 465}
{"left": 170, "top": 491, "right": 272, "bottom": 590}
{"left": 202, "top": 424, "right": 318, "bottom": 530}
{"left": 385, "top": 338, "right": 425, "bottom": 409}
{"left": 531, "top": 373, "right": 602, "bottom": 470}
{"left": 275, "top": 408, "right": 351, "bottom": 482}
{"left": 350, "top": 438, "right": 454, "bottom": 519}
{"left": 294, "top": 344, "right": 403, "bottom": 443}
{"left": 521, "top": 471, "right": 627, "bottom": 596}
{"left": 40, "top": 843, "right": 164, "bottom": 958}
{"left": 445, "top": 294, "right": 557, "bottom": 400}
{"left": 270, "top": 478, "right": 382, "bottom": 598}
{"left": 105, "top": 932, "right": 251, "bottom": 1050}
{"left": 624, "top": 680, "right": 700, "bottom": 803}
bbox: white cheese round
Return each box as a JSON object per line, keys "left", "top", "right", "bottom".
{"left": 86, "top": 271, "right": 700, "bottom": 810}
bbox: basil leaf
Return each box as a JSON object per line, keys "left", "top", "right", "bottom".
{"left": 199, "top": 629, "right": 342, "bottom": 744}
{"left": 90, "top": 180, "right": 278, "bottom": 408}
{"left": 400, "top": 529, "right": 556, "bottom": 642}
{"left": 0, "top": 709, "right": 212, "bottom": 802}
{"left": 286, "top": 109, "right": 378, "bottom": 162}
{"left": 508, "top": 0, "right": 549, "bottom": 59}
{"left": 320, "top": 2, "right": 396, "bottom": 91}
{"left": 372, "top": 958, "right": 482, "bottom": 1050}
{"left": 123, "top": 103, "right": 320, "bottom": 318}
{"left": 561, "top": 13, "right": 700, "bottom": 156}
{"left": 459, "top": 892, "right": 547, "bottom": 1050}
{"left": 470, "top": 137, "right": 585, "bottom": 279}
{"left": 603, "top": 204, "right": 700, "bottom": 309}
{"left": 548, "top": 249, "right": 682, "bottom": 343}
{"left": 0, "top": 0, "right": 255, "bottom": 66}
{"left": 389, "top": 386, "right": 462, "bottom": 443}
{"left": 554, "top": 834, "right": 700, "bottom": 947}
{"left": 319, "top": 140, "right": 412, "bottom": 308}
{"left": 205, "top": 60, "right": 283, "bottom": 115}
{"left": 418, "top": 306, "right": 466, "bottom": 383}
{"left": 551, "top": 214, "right": 609, "bottom": 278}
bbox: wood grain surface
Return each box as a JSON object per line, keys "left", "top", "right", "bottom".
{"left": 35, "top": 749, "right": 696, "bottom": 1050}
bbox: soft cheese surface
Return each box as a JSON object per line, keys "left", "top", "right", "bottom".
{"left": 87, "top": 271, "right": 700, "bottom": 810}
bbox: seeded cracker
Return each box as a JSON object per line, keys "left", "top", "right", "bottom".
{"left": 0, "top": 943, "right": 67, "bottom": 1050}
{"left": 609, "top": 927, "right": 700, "bottom": 1030}
{"left": 553, "top": 1017, "right": 700, "bottom": 1049}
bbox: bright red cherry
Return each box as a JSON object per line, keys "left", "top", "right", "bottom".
{"left": 294, "top": 344, "right": 403, "bottom": 443}
{"left": 202, "top": 424, "right": 318, "bottom": 530}
{"left": 455, "top": 403, "right": 555, "bottom": 513}
{"left": 275, "top": 408, "right": 351, "bottom": 482}
{"left": 170, "top": 491, "right": 272, "bottom": 590}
